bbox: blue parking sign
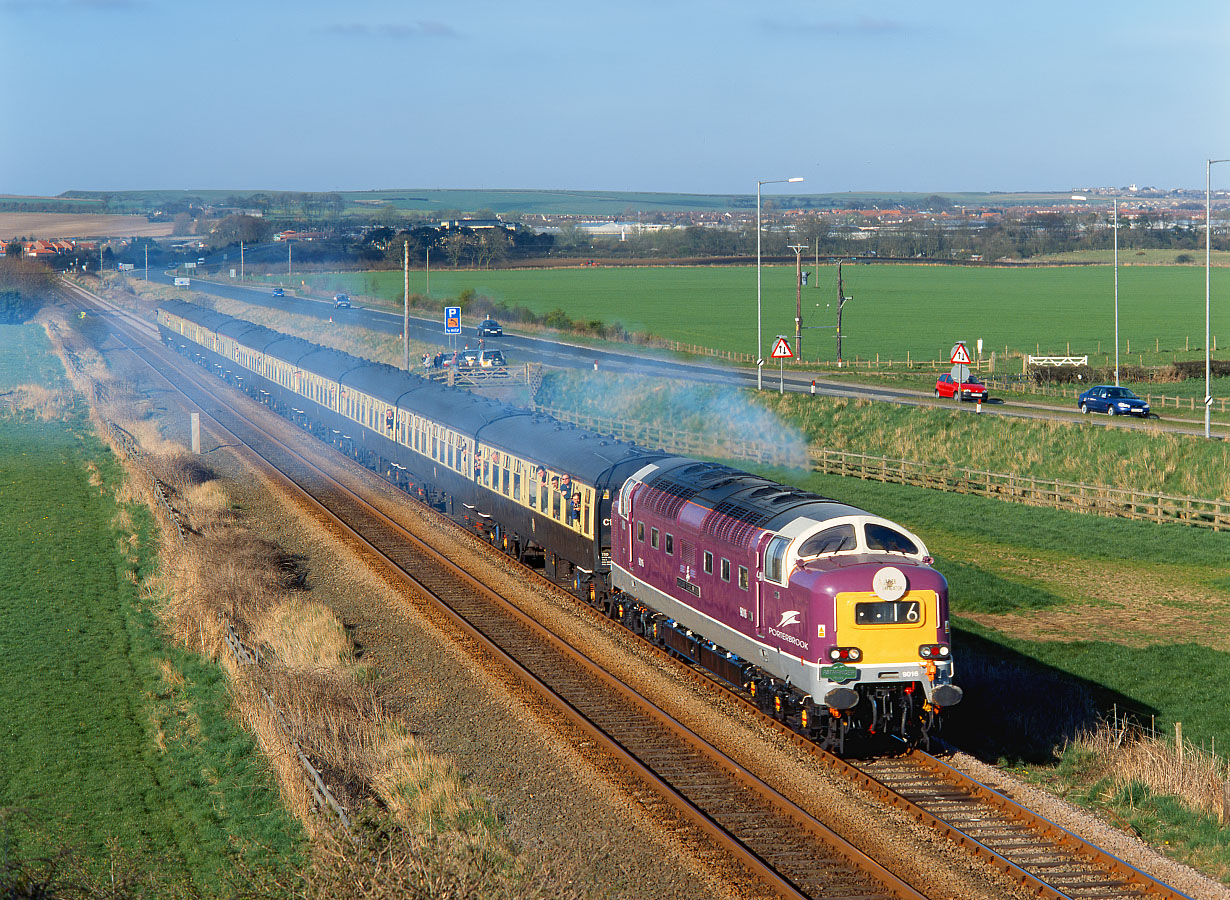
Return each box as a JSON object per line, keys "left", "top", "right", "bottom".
{"left": 444, "top": 306, "right": 461, "bottom": 335}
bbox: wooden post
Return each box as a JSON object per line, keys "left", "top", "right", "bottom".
{"left": 1176, "top": 722, "right": 1184, "bottom": 766}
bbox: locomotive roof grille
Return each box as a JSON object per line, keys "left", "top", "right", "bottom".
{"left": 643, "top": 476, "right": 696, "bottom": 519}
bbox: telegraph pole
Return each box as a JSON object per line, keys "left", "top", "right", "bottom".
{"left": 403, "top": 240, "right": 410, "bottom": 370}
{"left": 240, "top": 241, "right": 244, "bottom": 281}
{"left": 287, "top": 240, "right": 292, "bottom": 278}
{"left": 789, "top": 243, "right": 806, "bottom": 360}
{"left": 835, "top": 260, "right": 852, "bottom": 367}
{"left": 144, "top": 244, "right": 148, "bottom": 281}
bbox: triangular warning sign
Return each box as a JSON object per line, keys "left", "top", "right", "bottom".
{"left": 771, "top": 337, "right": 793, "bottom": 359}
{"left": 950, "top": 343, "right": 972, "bottom": 365}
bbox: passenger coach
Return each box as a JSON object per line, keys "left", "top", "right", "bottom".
{"left": 157, "top": 300, "right": 664, "bottom": 591}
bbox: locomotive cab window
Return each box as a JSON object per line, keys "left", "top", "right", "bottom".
{"left": 764, "top": 535, "right": 790, "bottom": 585}
{"left": 798, "top": 524, "right": 857, "bottom": 558}
{"left": 865, "top": 524, "right": 919, "bottom": 556}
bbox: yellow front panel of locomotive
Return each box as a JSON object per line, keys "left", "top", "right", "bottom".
{"left": 835, "top": 591, "right": 934, "bottom": 663}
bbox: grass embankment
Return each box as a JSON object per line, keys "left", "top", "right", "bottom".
{"left": 40, "top": 310, "right": 580, "bottom": 898}
{"left": 0, "top": 323, "right": 303, "bottom": 896}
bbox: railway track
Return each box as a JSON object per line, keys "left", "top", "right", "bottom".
{"left": 83, "top": 290, "right": 925, "bottom": 900}
{"left": 72, "top": 283, "right": 1199, "bottom": 900}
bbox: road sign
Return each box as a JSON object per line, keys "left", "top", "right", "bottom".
{"left": 950, "top": 364, "right": 971, "bottom": 381}
{"left": 771, "top": 337, "right": 794, "bottom": 359}
{"left": 444, "top": 306, "right": 461, "bottom": 335}
{"left": 950, "top": 342, "right": 972, "bottom": 365}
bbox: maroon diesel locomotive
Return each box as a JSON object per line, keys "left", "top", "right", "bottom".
{"left": 611, "top": 458, "right": 961, "bottom": 751}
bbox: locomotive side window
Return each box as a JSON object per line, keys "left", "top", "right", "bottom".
{"left": 720, "top": 558, "right": 730, "bottom": 582}
{"left": 798, "top": 524, "right": 857, "bottom": 557}
{"left": 651, "top": 527, "right": 659, "bottom": 549}
{"left": 855, "top": 600, "right": 922, "bottom": 625}
{"left": 664, "top": 533, "right": 673, "bottom": 556}
{"left": 764, "top": 535, "right": 790, "bottom": 585}
{"left": 703, "top": 551, "right": 712, "bottom": 574}
{"left": 865, "top": 524, "right": 919, "bottom": 556}
{"left": 637, "top": 521, "right": 645, "bottom": 542}
{"left": 738, "top": 566, "right": 749, "bottom": 590}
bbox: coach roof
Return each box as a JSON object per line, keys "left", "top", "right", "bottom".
{"left": 478, "top": 414, "right": 664, "bottom": 483}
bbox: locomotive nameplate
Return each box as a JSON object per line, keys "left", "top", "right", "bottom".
{"left": 820, "top": 663, "right": 860, "bottom": 683}
{"left": 676, "top": 576, "right": 701, "bottom": 598}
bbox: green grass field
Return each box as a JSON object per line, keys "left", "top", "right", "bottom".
{"left": 0, "top": 366, "right": 303, "bottom": 891}
{"left": 280, "top": 264, "right": 1230, "bottom": 366}
{"left": 0, "top": 325, "right": 66, "bottom": 389}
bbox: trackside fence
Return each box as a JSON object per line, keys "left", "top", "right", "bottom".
{"left": 534, "top": 405, "right": 1230, "bottom": 532}
{"left": 105, "top": 420, "right": 355, "bottom": 839}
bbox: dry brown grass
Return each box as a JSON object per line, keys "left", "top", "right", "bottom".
{"left": 1072, "top": 719, "right": 1230, "bottom": 821}
{"left": 0, "top": 383, "right": 76, "bottom": 420}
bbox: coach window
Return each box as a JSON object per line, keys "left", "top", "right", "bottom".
{"left": 580, "top": 488, "right": 592, "bottom": 537}
{"left": 512, "top": 464, "right": 521, "bottom": 501}
{"left": 664, "top": 533, "right": 673, "bottom": 556}
{"left": 650, "top": 527, "right": 659, "bottom": 550}
{"left": 720, "top": 558, "right": 730, "bottom": 582}
{"left": 738, "top": 566, "right": 749, "bottom": 591}
{"left": 502, "top": 464, "right": 511, "bottom": 496}
{"left": 703, "top": 551, "right": 713, "bottom": 574}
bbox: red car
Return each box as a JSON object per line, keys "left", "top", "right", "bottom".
{"left": 934, "top": 373, "right": 988, "bottom": 401}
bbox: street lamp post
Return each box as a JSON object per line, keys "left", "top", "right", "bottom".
{"left": 1206, "top": 159, "right": 1229, "bottom": 439}
{"left": 1113, "top": 198, "right": 1119, "bottom": 386}
{"left": 757, "top": 176, "right": 803, "bottom": 389}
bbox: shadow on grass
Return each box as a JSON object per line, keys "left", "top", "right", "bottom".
{"left": 943, "top": 627, "right": 1151, "bottom": 764}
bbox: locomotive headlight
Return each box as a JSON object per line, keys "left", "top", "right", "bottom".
{"left": 828, "top": 647, "right": 862, "bottom": 662}
{"left": 829, "top": 648, "right": 842, "bottom": 661}
{"left": 847, "top": 647, "right": 861, "bottom": 661}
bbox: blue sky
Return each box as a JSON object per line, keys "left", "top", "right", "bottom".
{"left": 2, "top": 0, "right": 1228, "bottom": 196}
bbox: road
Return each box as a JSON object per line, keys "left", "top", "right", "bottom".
{"left": 145, "top": 271, "right": 1226, "bottom": 440}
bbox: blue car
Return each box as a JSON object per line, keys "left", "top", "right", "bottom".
{"left": 1078, "top": 385, "right": 1150, "bottom": 417}
{"left": 271, "top": 287, "right": 284, "bottom": 297}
